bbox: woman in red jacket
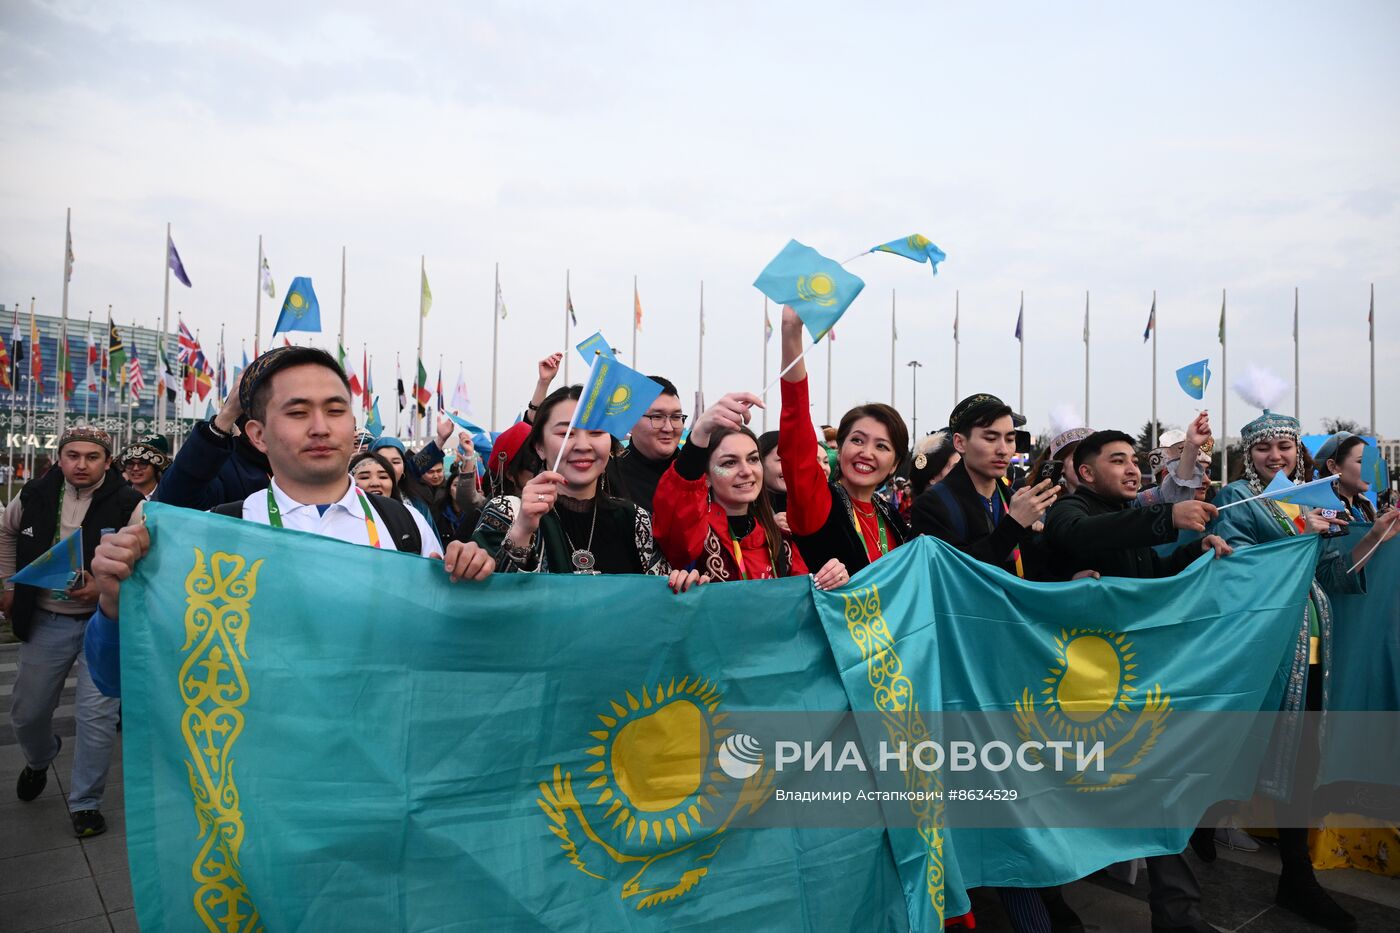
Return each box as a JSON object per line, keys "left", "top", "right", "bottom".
{"left": 654, "top": 392, "right": 849, "bottom": 587}
{"left": 777, "top": 306, "right": 910, "bottom": 573}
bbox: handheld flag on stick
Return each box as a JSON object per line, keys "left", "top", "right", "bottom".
{"left": 869, "top": 234, "right": 946, "bottom": 274}
{"left": 574, "top": 331, "right": 615, "bottom": 364}
{"left": 10, "top": 529, "right": 83, "bottom": 589}
{"left": 443, "top": 411, "right": 488, "bottom": 436}
{"left": 1216, "top": 474, "right": 1341, "bottom": 512}
{"left": 366, "top": 397, "right": 384, "bottom": 438}
{"left": 753, "top": 239, "right": 865, "bottom": 342}
{"left": 1175, "top": 359, "right": 1211, "bottom": 400}
{"left": 273, "top": 277, "right": 321, "bottom": 335}
{"left": 552, "top": 355, "right": 664, "bottom": 471}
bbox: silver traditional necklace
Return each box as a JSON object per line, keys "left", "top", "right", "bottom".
{"left": 556, "top": 495, "right": 600, "bottom": 574}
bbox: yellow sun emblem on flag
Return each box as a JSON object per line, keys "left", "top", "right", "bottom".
{"left": 1190, "top": 375, "right": 1203, "bottom": 388}
{"left": 287, "top": 292, "right": 307, "bottom": 318}
{"left": 796, "top": 273, "right": 838, "bottom": 307}
{"left": 537, "top": 676, "right": 774, "bottom": 909}
{"left": 605, "top": 385, "right": 632, "bottom": 416}
{"left": 1014, "top": 628, "right": 1172, "bottom": 791}
{"left": 907, "top": 234, "right": 932, "bottom": 250}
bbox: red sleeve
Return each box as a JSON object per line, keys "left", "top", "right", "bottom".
{"left": 778, "top": 374, "right": 833, "bottom": 537}
{"left": 651, "top": 462, "right": 710, "bottom": 570}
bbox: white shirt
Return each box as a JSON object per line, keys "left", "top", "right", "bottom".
{"left": 239, "top": 478, "right": 441, "bottom": 557}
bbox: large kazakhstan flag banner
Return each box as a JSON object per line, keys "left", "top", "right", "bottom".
{"left": 120, "top": 506, "right": 1324, "bottom": 930}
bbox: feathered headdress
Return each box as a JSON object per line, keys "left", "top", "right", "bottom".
{"left": 1233, "top": 364, "right": 1302, "bottom": 488}
{"left": 1231, "top": 365, "right": 1289, "bottom": 413}
{"left": 912, "top": 430, "right": 949, "bottom": 470}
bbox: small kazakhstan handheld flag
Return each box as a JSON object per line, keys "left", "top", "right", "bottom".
{"left": 1259, "top": 471, "right": 1343, "bottom": 510}
{"left": 10, "top": 529, "right": 83, "bottom": 589}
{"left": 574, "top": 331, "right": 615, "bottom": 364}
{"left": 573, "top": 354, "right": 663, "bottom": 439}
{"left": 753, "top": 239, "right": 865, "bottom": 341}
{"left": 870, "top": 233, "right": 947, "bottom": 274}
{"left": 1175, "top": 359, "right": 1211, "bottom": 400}
{"left": 273, "top": 277, "right": 321, "bottom": 335}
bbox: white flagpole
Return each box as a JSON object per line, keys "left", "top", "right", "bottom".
{"left": 563, "top": 269, "right": 571, "bottom": 385}
{"left": 159, "top": 223, "right": 171, "bottom": 436}
{"left": 490, "top": 262, "right": 500, "bottom": 432}
{"left": 761, "top": 298, "right": 769, "bottom": 432}
{"left": 1084, "top": 290, "right": 1090, "bottom": 423}
{"left": 1294, "top": 287, "right": 1301, "bottom": 422}
{"left": 1370, "top": 283, "right": 1376, "bottom": 434}
{"left": 1018, "top": 291, "right": 1025, "bottom": 414}
{"left": 1221, "top": 289, "right": 1229, "bottom": 483}
{"left": 890, "top": 289, "right": 897, "bottom": 406}
{"left": 83, "top": 310, "right": 92, "bottom": 421}
{"left": 697, "top": 280, "right": 705, "bottom": 403}
{"left": 254, "top": 235, "right": 263, "bottom": 358}
{"left": 25, "top": 298, "right": 35, "bottom": 481}
{"left": 394, "top": 351, "right": 401, "bottom": 437}
{"left": 631, "top": 275, "right": 638, "bottom": 369}
{"left": 1151, "top": 290, "right": 1158, "bottom": 449}
{"left": 825, "top": 331, "right": 833, "bottom": 425}
{"left": 417, "top": 255, "right": 427, "bottom": 440}
{"left": 338, "top": 245, "right": 347, "bottom": 363}
{"left": 953, "top": 290, "right": 960, "bottom": 406}
{"left": 57, "top": 208, "right": 71, "bottom": 437}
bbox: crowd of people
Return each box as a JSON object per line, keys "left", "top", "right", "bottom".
{"left": 2, "top": 303, "right": 1397, "bottom": 933}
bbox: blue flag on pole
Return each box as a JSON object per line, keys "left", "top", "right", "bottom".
{"left": 443, "top": 411, "right": 488, "bottom": 436}
{"left": 10, "top": 529, "right": 83, "bottom": 589}
{"left": 870, "top": 234, "right": 946, "bottom": 274}
{"left": 272, "top": 277, "right": 321, "bottom": 335}
{"left": 1260, "top": 471, "right": 1343, "bottom": 509}
{"left": 573, "top": 355, "right": 664, "bottom": 439}
{"left": 366, "top": 397, "right": 384, "bottom": 437}
{"left": 167, "top": 234, "right": 192, "bottom": 288}
{"left": 575, "top": 331, "right": 616, "bottom": 364}
{"left": 753, "top": 240, "right": 865, "bottom": 341}
{"left": 1175, "top": 359, "right": 1211, "bottom": 400}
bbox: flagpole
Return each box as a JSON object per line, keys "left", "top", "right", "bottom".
{"left": 394, "top": 352, "right": 401, "bottom": 436}
{"left": 491, "top": 261, "right": 500, "bottom": 432}
{"left": 890, "top": 289, "right": 896, "bottom": 406}
{"left": 25, "top": 298, "right": 35, "bottom": 482}
{"left": 1018, "top": 290, "right": 1025, "bottom": 414}
{"left": 563, "top": 269, "right": 571, "bottom": 385}
{"left": 57, "top": 208, "right": 71, "bottom": 437}
{"left": 83, "top": 310, "right": 92, "bottom": 421}
{"left": 697, "top": 281, "right": 705, "bottom": 404}
{"left": 158, "top": 223, "right": 171, "bottom": 436}
{"left": 1221, "top": 289, "right": 1229, "bottom": 483}
{"left": 126, "top": 319, "right": 134, "bottom": 448}
{"left": 1293, "top": 287, "right": 1300, "bottom": 422}
{"left": 101, "top": 304, "right": 111, "bottom": 426}
{"left": 761, "top": 295, "right": 772, "bottom": 431}
{"left": 417, "top": 255, "right": 427, "bottom": 440}
{"left": 953, "top": 290, "right": 960, "bottom": 406}
{"left": 826, "top": 332, "right": 833, "bottom": 425}
{"left": 338, "top": 245, "right": 347, "bottom": 363}
{"left": 1084, "top": 290, "right": 1090, "bottom": 423}
{"left": 1370, "top": 283, "right": 1376, "bottom": 434}
{"left": 631, "top": 275, "right": 638, "bottom": 369}
{"left": 1151, "top": 289, "right": 1158, "bottom": 449}
{"left": 255, "top": 235, "right": 263, "bottom": 358}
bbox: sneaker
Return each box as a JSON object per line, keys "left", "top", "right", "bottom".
{"left": 15, "top": 735, "right": 60, "bottom": 802}
{"left": 71, "top": 808, "right": 107, "bottom": 838}
{"left": 1214, "top": 824, "right": 1259, "bottom": 852}
{"left": 1275, "top": 875, "right": 1357, "bottom": 932}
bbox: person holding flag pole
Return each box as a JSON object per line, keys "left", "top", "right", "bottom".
{"left": 465, "top": 353, "right": 702, "bottom": 593}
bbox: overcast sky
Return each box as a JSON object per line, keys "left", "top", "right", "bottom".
{"left": 2, "top": 0, "right": 1397, "bottom": 440}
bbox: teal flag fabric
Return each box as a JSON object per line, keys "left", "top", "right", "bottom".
{"left": 272, "top": 276, "right": 320, "bottom": 335}
{"left": 753, "top": 239, "right": 865, "bottom": 341}
{"left": 811, "top": 534, "right": 1322, "bottom": 925}
{"left": 871, "top": 234, "right": 946, "bottom": 273}
{"left": 10, "top": 528, "right": 83, "bottom": 588}
{"left": 575, "top": 330, "right": 616, "bottom": 363}
{"left": 1174, "top": 358, "right": 1211, "bottom": 400}
{"left": 119, "top": 505, "right": 908, "bottom": 933}
{"left": 573, "top": 355, "right": 664, "bottom": 439}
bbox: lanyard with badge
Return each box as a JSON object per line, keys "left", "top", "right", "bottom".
{"left": 266, "top": 487, "right": 383, "bottom": 549}
{"left": 849, "top": 504, "right": 890, "bottom": 557}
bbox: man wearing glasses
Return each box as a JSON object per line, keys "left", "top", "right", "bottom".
{"left": 613, "top": 376, "right": 685, "bottom": 512}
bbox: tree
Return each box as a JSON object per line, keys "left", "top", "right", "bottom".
{"left": 1321, "top": 416, "right": 1369, "bottom": 435}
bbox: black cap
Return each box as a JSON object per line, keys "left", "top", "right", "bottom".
{"left": 239, "top": 346, "right": 346, "bottom": 414}
{"left": 948, "top": 394, "right": 1026, "bottom": 435}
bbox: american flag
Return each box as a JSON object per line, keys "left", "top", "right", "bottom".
{"left": 128, "top": 352, "right": 145, "bottom": 400}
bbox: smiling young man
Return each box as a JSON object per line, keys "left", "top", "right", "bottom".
{"left": 911, "top": 393, "right": 1059, "bottom": 576}
{"left": 82, "top": 348, "right": 495, "bottom": 701}
{"left": 1, "top": 425, "right": 143, "bottom": 838}
{"left": 612, "top": 376, "right": 683, "bottom": 512}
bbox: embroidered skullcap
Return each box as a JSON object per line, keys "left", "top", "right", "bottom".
{"left": 57, "top": 424, "right": 112, "bottom": 456}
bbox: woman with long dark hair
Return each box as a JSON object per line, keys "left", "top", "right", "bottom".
{"left": 653, "top": 394, "right": 848, "bottom": 587}
{"left": 471, "top": 385, "right": 703, "bottom": 592}
{"left": 776, "top": 306, "right": 910, "bottom": 572}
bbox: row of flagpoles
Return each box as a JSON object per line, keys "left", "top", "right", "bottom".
{"left": 16, "top": 213, "right": 1385, "bottom": 461}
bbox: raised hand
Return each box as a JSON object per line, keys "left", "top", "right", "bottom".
{"left": 1007, "top": 479, "right": 1059, "bottom": 528}
{"left": 691, "top": 392, "right": 764, "bottom": 447}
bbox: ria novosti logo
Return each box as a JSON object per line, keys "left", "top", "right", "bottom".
{"left": 717, "top": 733, "right": 764, "bottom": 780}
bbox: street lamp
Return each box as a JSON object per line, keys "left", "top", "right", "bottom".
{"left": 906, "top": 360, "right": 924, "bottom": 443}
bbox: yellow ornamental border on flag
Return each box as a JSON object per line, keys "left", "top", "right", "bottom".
{"left": 536, "top": 676, "right": 776, "bottom": 910}
{"left": 1013, "top": 627, "right": 1172, "bottom": 791}
{"left": 180, "top": 549, "right": 264, "bottom": 933}
{"left": 842, "top": 585, "right": 945, "bottom": 926}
